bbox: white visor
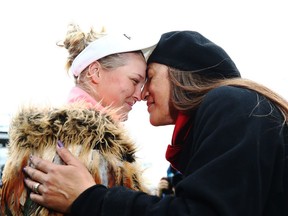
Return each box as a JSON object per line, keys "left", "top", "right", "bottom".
{"left": 69, "top": 33, "right": 160, "bottom": 77}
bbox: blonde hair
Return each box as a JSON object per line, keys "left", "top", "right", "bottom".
{"left": 57, "top": 23, "right": 107, "bottom": 72}
{"left": 56, "top": 23, "right": 144, "bottom": 99}
{"left": 57, "top": 23, "right": 144, "bottom": 75}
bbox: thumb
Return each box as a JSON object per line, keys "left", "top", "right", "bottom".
{"left": 56, "top": 140, "right": 80, "bottom": 167}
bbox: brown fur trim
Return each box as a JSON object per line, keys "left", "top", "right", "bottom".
{"left": 1, "top": 103, "right": 147, "bottom": 216}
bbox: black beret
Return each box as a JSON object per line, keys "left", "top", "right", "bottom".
{"left": 147, "top": 31, "right": 241, "bottom": 79}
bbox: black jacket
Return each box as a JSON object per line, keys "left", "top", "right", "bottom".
{"left": 71, "top": 86, "right": 288, "bottom": 216}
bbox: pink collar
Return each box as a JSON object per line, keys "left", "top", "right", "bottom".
{"left": 67, "top": 86, "right": 104, "bottom": 110}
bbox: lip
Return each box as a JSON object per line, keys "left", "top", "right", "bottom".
{"left": 125, "top": 101, "right": 134, "bottom": 110}
{"left": 146, "top": 101, "right": 154, "bottom": 113}
{"left": 146, "top": 101, "right": 153, "bottom": 107}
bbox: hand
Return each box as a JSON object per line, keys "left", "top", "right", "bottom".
{"left": 157, "top": 177, "right": 170, "bottom": 197}
{"left": 23, "top": 142, "right": 96, "bottom": 213}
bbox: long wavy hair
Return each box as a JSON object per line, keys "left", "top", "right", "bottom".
{"left": 168, "top": 67, "right": 288, "bottom": 124}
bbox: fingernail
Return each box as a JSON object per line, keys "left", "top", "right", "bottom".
{"left": 57, "top": 140, "right": 64, "bottom": 148}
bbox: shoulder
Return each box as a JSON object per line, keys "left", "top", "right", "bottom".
{"left": 201, "top": 86, "right": 257, "bottom": 112}
{"left": 205, "top": 85, "right": 255, "bottom": 102}
{"left": 199, "top": 85, "right": 283, "bottom": 123}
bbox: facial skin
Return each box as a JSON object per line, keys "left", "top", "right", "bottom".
{"left": 141, "top": 63, "right": 176, "bottom": 126}
{"left": 90, "top": 53, "right": 147, "bottom": 119}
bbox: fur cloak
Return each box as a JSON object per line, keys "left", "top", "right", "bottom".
{"left": 1, "top": 103, "right": 147, "bottom": 216}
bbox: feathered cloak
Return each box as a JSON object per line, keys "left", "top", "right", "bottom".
{"left": 1, "top": 103, "right": 147, "bottom": 216}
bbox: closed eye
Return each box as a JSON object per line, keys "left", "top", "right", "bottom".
{"left": 132, "top": 78, "right": 140, "bottom": 85}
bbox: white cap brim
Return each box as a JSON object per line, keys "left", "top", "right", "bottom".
{"left": 69, "top": 33, "right": 160, "bottom": 77}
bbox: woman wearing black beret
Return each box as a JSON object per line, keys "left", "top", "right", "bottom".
{"left": 23, "top": 30, "right": 288, "bottom": 216}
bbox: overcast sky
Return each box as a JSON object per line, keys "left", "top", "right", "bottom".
{"left": 0, "top": 0, "right": 287, "bottom": 189}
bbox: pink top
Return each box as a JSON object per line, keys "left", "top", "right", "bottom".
{"left": 67, "top": 86, "right": 104, "bottom": 111}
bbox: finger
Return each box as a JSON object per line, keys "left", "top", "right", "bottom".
{"left": 24, "top": 177, "right": 35, "bottom": 190}
{"left": 23, "top": 166, "right": 46, "bottom": 183}
{"left": 29, "top": 192, "right": 67, "bottom": 214}
{"left": 24, "top": 180, "right": 56, "bottom": 211}
{"left": 30, "top": 155, "right": 55, "bottom": 173}
{"left": 56, "top": 142, "right": 83, "bottom": 167}
{"left": 30, "top": 192, "right": 45, "bottom": 204}
{"left": 29, "top": 192, "right": 47, "bottom": 208}
{"left": 33, "top": 182, "right": 41, "bottom": 194}
{"left": 24, "top": 177, "right": 42, "bottom": 194}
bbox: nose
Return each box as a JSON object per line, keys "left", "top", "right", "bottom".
{"left": 141, "top": 84, "right": 149, "bottom": 101}
{"left": 133, "top": 86, "right": 142, "bottom": 102}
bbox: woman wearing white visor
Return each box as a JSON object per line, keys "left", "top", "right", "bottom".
{"left": 61, "top": 23, "right": 157, "bottom": 120}
{"left": 1, "top": 23, "right": 159, "bottom": 215}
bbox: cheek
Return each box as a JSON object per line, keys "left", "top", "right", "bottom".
{"left": 117, "top": 83, "right": 135, "bottom": 98}
{"left": 107, "top": 77, "right": 129, "bottom": 93}
{"left": 158, "top": 85, "right": 170, "bottom": 108}
{"left": 110, "top": 81, "right": 134, "bottom": 103}
{"left": 157, "top": 93, "right": 169, "bottom": 112}
{"left": 150, "top": 93, "right": 173, "bottom": 125}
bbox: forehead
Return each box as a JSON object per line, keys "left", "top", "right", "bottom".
{"left": 147, "top": 63, "right": 169, "bottom": 77}
{"left": 112, "top": 53, "right": 146, "bottom": 76}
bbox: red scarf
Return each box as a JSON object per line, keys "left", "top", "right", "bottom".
{"left": 166, "top": 112, "right": 192, "bottom": 171}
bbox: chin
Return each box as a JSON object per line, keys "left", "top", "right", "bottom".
{"left": 121, "top": 115, "right": 128, "bottom": 121}
{"left": 118, "top": 112, "right": 128, "bottom": 122}
{"left": 150, "top": 115, "right": 175, "bottom": 126}
{"left": 149, "top": 117, "right": 161, "bottom": 126}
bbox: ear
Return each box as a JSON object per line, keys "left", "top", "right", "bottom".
{"left": 88, "top": 61, "right": 101, "bottom": 83}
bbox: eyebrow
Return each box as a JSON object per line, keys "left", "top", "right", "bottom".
{"left": 135, "top": 73, "right": 145, "bottom": 81}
